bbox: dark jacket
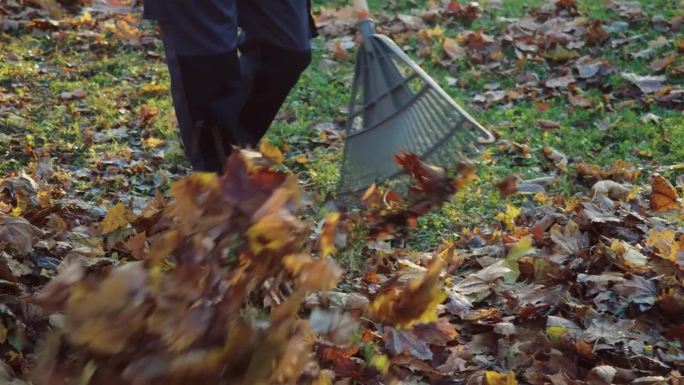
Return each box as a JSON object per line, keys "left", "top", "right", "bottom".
{"left": 142, "top": 0, "right": 318, "bottom": 38}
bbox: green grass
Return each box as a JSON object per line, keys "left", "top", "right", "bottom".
{"left": 1, "top": 0, "right": 682, "bottom": 263}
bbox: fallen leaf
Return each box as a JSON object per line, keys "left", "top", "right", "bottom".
{"left": 0, "top": 215, "right": 44, "bottom": 254}
{"left": 330, "top": 40, "right": 351, "bottom": 61}
{"left": 101, "top": 203, "right": 130, "bottom": 235}
{"left": 259, "top": 141, "right": 285, "bottom": 165}
{"left": 649, "top": 174, "right": 681, "bottom": 212}
{"left": 485, "top": 371, "right": 518, "bottom": 385}
{"left": 60, "top": 89, "right": 88, "bottom": 100}
{"left": 650, "top": 53, "right": 677, "bottom": 72}
{"left": 442, "top": 37, "right": 466, "bottom": 62}
{"left": 537, "top": 119, "right": 561, "bottom": 130}
{"left": 543, "top": 147, "right": 568, "bottom": 171}
{"left": 622, "top": 72, "right": 667, "bottom": 94}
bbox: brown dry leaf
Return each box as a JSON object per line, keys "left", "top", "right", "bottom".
{"left": 126, "top": 232, "right": 147, "bottom": 259}
{"left": 60, "top": 89, "right": 87, "bottom": 100}
{"left": 330, "top": 40, "right": 351, "bottom": 61}
{"left": 496, "top": 174, "right": 519, "bottom": 196}
{"left": 101, "top": 203, "right": 130, "bottom": 235}
{"left": 138, "top": 105, "right": 159, "bottom": 128}
{"left": 650, "top": 53, "right": 677, "bottom": 72}
{"left": 649, "top": 174, "right": 681, "bottom": 212}
{"left": 568, "top": 93, "right": 595, "bottom": 108}
{"left": 587, "top": 365, "right": 617, "bottom": 385}
{"left": 543, "top": 147, "right": 568, "bottom": 171}
{"left": 591, "top": 180, "right": 632, "bottom": 201}
{"left": 442, "top": 37, "right": 466, "bottom": 62}
{"left": 537, "top": 119, "right": 561, "bottom": 130}
{"left": 0, "top": 215, "right": 44, "bottom": 254}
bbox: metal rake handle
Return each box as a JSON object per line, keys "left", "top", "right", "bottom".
{"left": 353, "top": 0, "right": 370, "bottom": 19}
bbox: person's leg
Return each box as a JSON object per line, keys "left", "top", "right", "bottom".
{"left": 236, "top": 0, "right": 315, "bottom": 147}
{"left": 157, "top": 1, "right": 244, "bottom": 173}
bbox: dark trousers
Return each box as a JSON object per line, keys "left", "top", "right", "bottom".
{"left": 146, "top": 0, "right": 314, "bottom": 172}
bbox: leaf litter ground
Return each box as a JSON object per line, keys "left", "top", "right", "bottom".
{"left": 1, "top": 0, "right": 684, "bottom": 384}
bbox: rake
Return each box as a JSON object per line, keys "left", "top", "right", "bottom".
{"left": 338, "top": 0, "right": 496, "bottom": 197}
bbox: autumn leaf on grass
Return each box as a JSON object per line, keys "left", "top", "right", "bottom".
{"left": 496, "top": 204, "right": 521, "bottom": 231}
{"left": 259, "top": 140, "right": 285, "bottom": 165}
{"left": 485, "top": 371, "right": 518, "bottom": 385}
{"left": 649, "top": 174, "right": 681, "bottom": 212}
{"left": 0, "top": 214, "right": 44, "bottom": 254}
{"left": 330, "top": 40, "right": 351, "bottom": 61}
{"left": 371, "top": 259, "right": 446, "bottom": 328}
{"left": 101, "top": 203, "right": 132, "bottom": 235}
{"left": 650, "top": 53, "right": 677, "bottom": 72}
{"left": 142, "top": 137, "right": 165, "bottom": 149}
{"left": 543, "top": 147, "right": 568, "bottom": 171}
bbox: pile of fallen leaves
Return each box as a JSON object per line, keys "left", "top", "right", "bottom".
{"left": 0, "top": 149, "right": 472, "bottom": 384}
{"left": 2, "top": 146, "right": 683, "bottom": 384}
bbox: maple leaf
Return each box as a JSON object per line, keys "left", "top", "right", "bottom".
{"left": 100, "top": 202, "right": 131, "bottom": 234}
{"left": 371, "top": 259, "right": 446, "bottom": 328}
{"left": 645, "top": 228, "right": 678, "bottom": 263}
{"left": 649, "top": 174, "right": 681, "bottom": 212}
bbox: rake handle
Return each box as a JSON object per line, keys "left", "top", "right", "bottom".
{"left": 353, "top": 0, "right": 370, "bottom": 20}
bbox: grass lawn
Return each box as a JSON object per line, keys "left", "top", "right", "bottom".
{"left": 1, "top": 0, "right": 682, "bottom": 261}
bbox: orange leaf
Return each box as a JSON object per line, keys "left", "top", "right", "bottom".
{"left": 320, "top": 212, "right": 341, "bottom": 257}
{"left": 649, "top": 174, "right": 681, "bottom": 212}
{"left": 259, "top": 140, "right": 285, "bottom": 165}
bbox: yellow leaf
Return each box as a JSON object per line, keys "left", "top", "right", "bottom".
{"left": 427, "top": 25, "right": 444, "bottom": 38}
{"left": 142, "top": 137, "right": 165, "bottom": 149}
{"left": 259, "top": 141, "right": 284, "bottom": 165}
{"left": 38, "top": 189, "right": 51, "bottom": 208}
{"left": 534, "top": 192, "right": 550, "bottom": 204}
{"left": 101, "top": 203, "right": 129, "bottom": 235}
{"left": 369, "top": 354, "right": 390, "bottom": 374}
{"left": 371, "top": 259, "right": 446, "bottom": 328}
{"left": 141, "top": 83, "right": 168, "bottom": 95}
{"left": 546, "top": 326, "right": 567, "bottom": 342}
{"left": 496, "top": 204, "right": 521, "bottom": 231}
{"left": 645, "top": 228, "right": 678, "bottom": 262}
{"left": 485, "top": 371, "right": 518, "bottom": 385}
{"left": 293, "top": 154, "right": 309, "bottom": 164}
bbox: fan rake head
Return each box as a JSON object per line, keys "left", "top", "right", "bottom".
{"left": 338, "top": 29, "right": 495, "bottom": 198}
